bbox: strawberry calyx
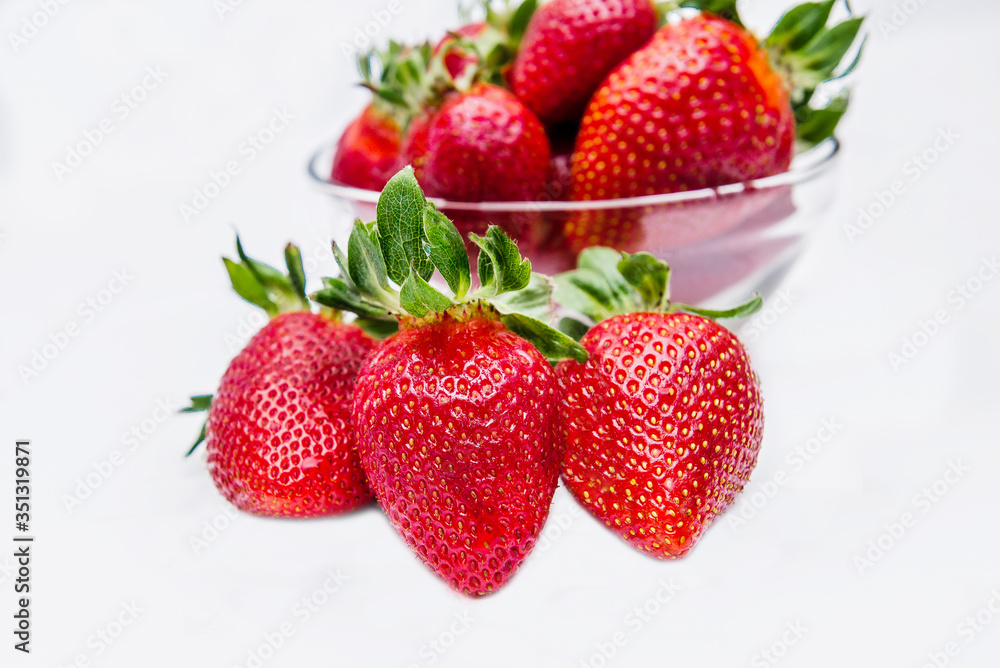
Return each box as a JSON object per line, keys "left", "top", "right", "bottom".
{"left": 224, "top": 237, "right": 312, "bottom": 317}
{"left": 454, "top": 0, "right": 539, "bottom": 84}
{"left": 554, "top": 247, "right": 762, "bottom": 333}
{"left": 359, "top": 41, "right": 454, "bottom": 132}
{"left": 181, "top": 395, "right": 212, "bottom": 456}
{"left": 185, "top": 238, "right": 319, "bottom": 456}
{"left": 311, "top": 166, "right": 587, "bottom": 362}
{"left": 662, "top": 0, "right": 864, "bottom": 147}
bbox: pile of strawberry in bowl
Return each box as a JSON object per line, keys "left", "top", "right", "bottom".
{"left": 309, "top": 0, "right": 862, "bottom": 303}
{"left": 187, "top": 0, "right": 864, "bottom": 597}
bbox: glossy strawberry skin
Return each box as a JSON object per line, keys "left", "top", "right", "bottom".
{"left": 557, "top": 311, "right": 763, "bottom": 558}
{"left": 206, "top": 312, "right": 376, "bottom": 517}
{"left": 402, "top": 82, "right": 551, "bottom": 203}
{"left": 352, "top": 312, "right": 560, "bottom": 596}
{"left": 565, "top": 14, "right": 795, "bottom": 251}
{"left": 509, "top": 0, "right": 658, "bottom": 125}
{"left": 331, "top": 104, "right": 402, "bottom": 191}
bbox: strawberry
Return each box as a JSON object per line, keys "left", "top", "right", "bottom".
{"left": 508, "top": 0, "right": 659, "bottom": 126}
{"left": 402, "top": 81, "right": 550, "bottom": 203}
{"left": 330, "top": 103, "right": 401, "bottom": 191}
{"left": 311, "top": 167, "right": 587, "bottom": 595}
{"left": 565, "top": 0, "right": 863, "bottom": 250}
{"left": 554, "top": 248, "right": 764, "bottom": 557}
{"left": 184, "top": 240, "right": 376, "bottom": 517}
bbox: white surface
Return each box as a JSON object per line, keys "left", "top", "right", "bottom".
{"left": 2, "top": 1, "right": 999, "bottom": 666}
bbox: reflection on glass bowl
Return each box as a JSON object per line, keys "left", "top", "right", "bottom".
{"left": 307, "top": 137, "right": 840, "bottom": 306}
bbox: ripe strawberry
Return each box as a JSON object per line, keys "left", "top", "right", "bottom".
{"left": 565, "top": 1, "right": 863, "bottom": 250}
{"left": 554, "top": 249, "right": 764, "bottom": 557}
{"left": 185, "top": 240, "right": 375, "bottom": 517}
{"left": 508, "top": 0, "right": 658, "bottom": 125}
{"left": 330, "top": 103, "right": 401, "bottom": 191}
{"left": 402, "top": 82, "right": 550, "bottom": 203}
{"left": 312, "top": 168, "right": 587, "bottom": 595}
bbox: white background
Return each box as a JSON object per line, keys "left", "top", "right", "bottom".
{"left": 2, "top": 0, "right": 999, "bottom": 666}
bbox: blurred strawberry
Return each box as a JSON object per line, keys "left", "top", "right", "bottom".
{"left": 565, "top": 0, "right": 862, "bottom": 251}
{"left": 508, "top": 0, "right": 658, "bottom": 125}
{"left": 330, "top": 104, "right": 401, "bottom": 190}
{"left": 403, "top": 82, "right": 550, "bottom": 203}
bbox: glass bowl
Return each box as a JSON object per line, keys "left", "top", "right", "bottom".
{"left": 307, "top": 136, "right": 840, "bottom": 305}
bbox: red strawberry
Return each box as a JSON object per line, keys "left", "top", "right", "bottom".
{"left": 554, "top": 249, "right": 764, "bottom": 556}
{"left": 330, "top": 104, "right": 401, "bottom": 191}
{"left": 312, "top": 168, "right": 587, "bottom": 595}
{"left": 565, "top": 1, "right": 862, "bottom": 250}
{"left": 354, "top": 307, "right": 560, "bottom": 594}
{"left": 186, "top": 241, "right": 376, "bottom": 517}
{"left": 403, "top": 82, "right": 550, "bottom": 203}
{"left": 508, "top": 0, "right": 658, "bottom": 125}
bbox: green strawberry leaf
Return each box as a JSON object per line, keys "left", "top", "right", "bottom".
{"left": 353, "top": 316, "right": 399, "bottom": 339}
{"left": 227, "top": 236, "right": 309, "bottom": 314}
{"left": 423, "top": 203, "right": 471, "bottom": 299}
{"left": 224, "top": 257, "right": 279, "bottom": 316}
{"left": 400, "top": 263, "right": 454, "bottom": 318}
{"left": 507, "top": 0, "right": 538, "bottom": 42}
{"left": 796, "top": 92, "right": 850, "bottom": 147}
{"left": 491, "top": 273, "right": 557, "bottom": 323}
{"left": 554, "top": 247, "right": 638, "bottom": 322}
{"left": 310, "top": 278, "right": 393, "bottom": 319}
{"left": 181, "top": 395, "right": 213, "bottom": 413}
{"left": 558, "top": 316, "right": 591, "bottom": 342}
{"left": 766, "top": 1, "right": 835, "bottom": 51}
{"left": 332, "top": 240, "right": 355, "bottom": 289}
{"left": 181, "top": 395, "right": 212, "bottom": 457}
{"left": 786, "top": 18, "right": 865, "bottom": 89}
{"left": 674, "top": 293, "right": 763, "bottom": 319}
{"left": 284, "top": 243, "right": 307, "bottom": 300}
{"left": 618, "top": 252, "right": 671, "bottom": 312}
{"left": 376, "top": 166, "right": 434, "bottom": 284}
{"left": 470, "top": 225, "right": 531, "bottom": 299}
{"left": 347, "top": 220, "right": 394, "bottom": 302}
{"left": 500, "top": 313, "right": 588, "bottom": 363}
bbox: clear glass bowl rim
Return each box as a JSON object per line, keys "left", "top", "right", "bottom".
{"left": 307, "top": 136, "right": 839, "bottom": 213}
